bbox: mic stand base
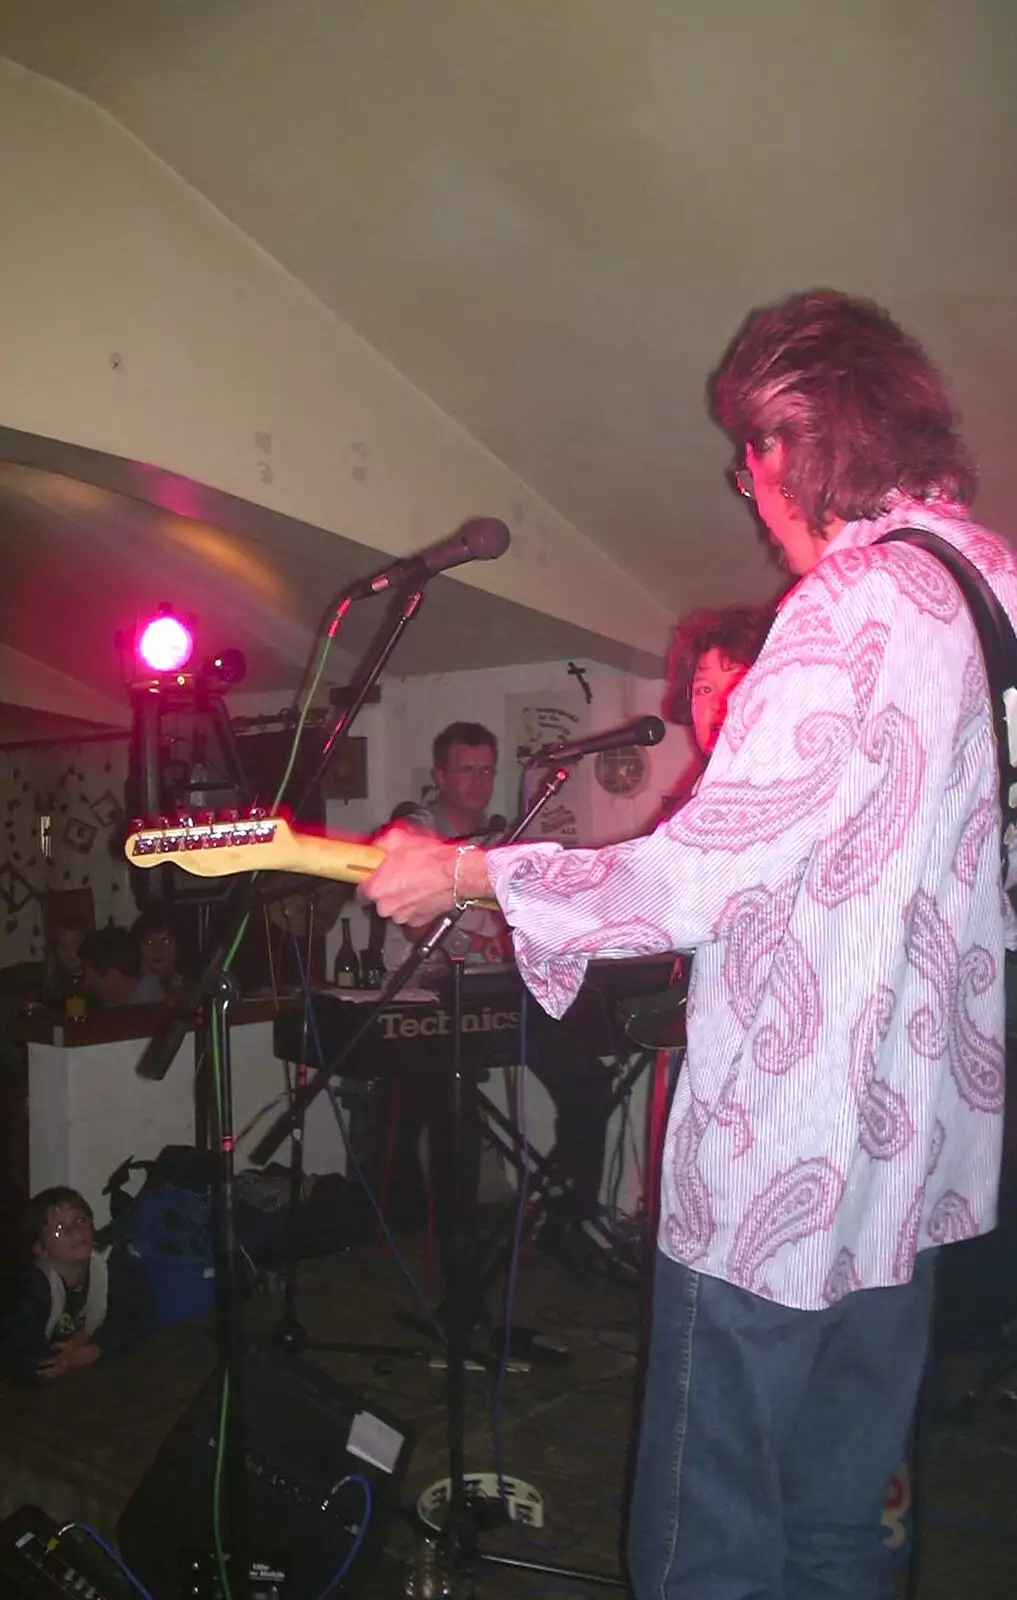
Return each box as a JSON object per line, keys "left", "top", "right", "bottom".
{"left": 257, "top": 761, "right": 627, "bottom": 1586}
{"left": 425, "top": 959, "right": 627, "bottom": 1595}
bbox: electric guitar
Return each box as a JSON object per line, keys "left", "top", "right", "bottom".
{"left": 124, "top": 811, "right": 499, "bottom": 907}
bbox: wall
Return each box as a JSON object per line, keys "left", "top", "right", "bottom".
{"left": 0, "top": 735, "right": 133, "bottom": 969}
{"left": 0, "top": 687, "right": 342, "bottom": 970}
{"left": 28, "top": 1021, "right": 347, "bottom": 1220}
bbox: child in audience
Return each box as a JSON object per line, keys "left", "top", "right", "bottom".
{"left": 0, "top": 1187, "right": 151, "bottom": 1382}
{"left": 131, "top": 908, "right": 187, "bottom": 997}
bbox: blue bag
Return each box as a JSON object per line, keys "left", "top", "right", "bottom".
{"left": 115, "top": 1183, "right": 215, "bottom": 1327}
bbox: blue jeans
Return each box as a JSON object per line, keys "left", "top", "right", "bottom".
{"left": 628, "top": 1249, "right": 936, "bottom": 1599}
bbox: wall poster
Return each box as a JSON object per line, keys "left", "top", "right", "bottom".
{"left": 506, "top": 690, "right": 589, "bottom": 846}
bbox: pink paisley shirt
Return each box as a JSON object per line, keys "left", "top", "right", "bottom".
{"left": 488, "top": 495, "right": 1017, "bottom": 1310}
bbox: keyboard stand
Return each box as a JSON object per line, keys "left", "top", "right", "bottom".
{"left": 472, "top": 1046, "right": 657, "bottom": 1292}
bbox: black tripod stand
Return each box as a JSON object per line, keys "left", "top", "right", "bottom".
{"left": 468, "top": 1044, "right": 655, "bottom": 1303}
{"left": 269, "top": 885, "right": 434, "bottom": 1363}
{"left": 429, "top": 953, "right": 628, "bottom": 1595}
{"left": 197, "top": 969, "right": 252, "bottom": 1594}
{"left": 254, "top": 763, "right": 630, "bottom": 1593}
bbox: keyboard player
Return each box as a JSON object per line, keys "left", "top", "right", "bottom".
{"left": 376, "top": 720, "right": 616, "bottom": 1324}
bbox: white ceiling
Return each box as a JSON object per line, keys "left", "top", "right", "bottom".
{"left": 1, "top": 0, "right": 1017, "bottom": 662}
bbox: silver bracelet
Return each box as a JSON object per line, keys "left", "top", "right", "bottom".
{"left": 453, "top": 842, "right": 480, "bottom": 911}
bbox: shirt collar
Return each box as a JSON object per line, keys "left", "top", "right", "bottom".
{"left": 821, "top": 488, "right": 968, "bottom": 559}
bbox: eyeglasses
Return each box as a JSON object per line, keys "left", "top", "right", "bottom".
{"left": 443, "top": 765, "right": 496, "bottom": 778}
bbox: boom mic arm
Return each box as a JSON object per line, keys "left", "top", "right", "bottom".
{"left": 345, "top": 517, "right": 510, "bottom": 600}
{"left": 533, "top": 714, "right": 666, "bottom": 765}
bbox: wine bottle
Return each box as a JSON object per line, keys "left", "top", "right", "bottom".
{"left": 360, "top": 908, "right": 387, "bottom": 991}
{"left": 359, "top": 940, "right": 385, "bottom": 990}
{"left": 333, "top": 917, "right": 360, "bottom": 990}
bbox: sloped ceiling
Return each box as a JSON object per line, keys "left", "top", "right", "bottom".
{"left": 2, "top": 0, "right": 1017, "bottom": 684}
{"left": 0, "top": 451, "right": 643, "bottom": 727}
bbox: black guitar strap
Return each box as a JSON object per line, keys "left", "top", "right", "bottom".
{"left": 876, "top": 527, "right": 1017, "bottom": 910}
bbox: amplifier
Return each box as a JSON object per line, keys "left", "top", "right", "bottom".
{"left": 0, "top": 1506, "right": 137, "bottom": 1600}
{"left": 117, "top": 1342, "right": 414, "bottom": 1598}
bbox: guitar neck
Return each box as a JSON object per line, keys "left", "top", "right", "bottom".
{"left": 247, "top": 827, "right": 501, "bottom": 910}
{"left": 284, "top": 830, "right": 384, "bottom": 884}
{"left": 125, "top": 815, "right": 499, "bottom": 909}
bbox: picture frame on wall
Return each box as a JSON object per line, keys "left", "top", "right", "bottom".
{"left": 319, "top": 736, "right": 368, "bottom": 802}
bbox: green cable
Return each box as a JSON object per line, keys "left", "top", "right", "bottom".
{"left": 222, "top": 613, "right": 341, "bottom": 977}
{"left": 212, "top": 1367, "right": 233, "bottom": 1600}
{"left": 210, "top": 603, "right": 343, "bottom": 1594}
{"left": 210, "top": 1013, "right": 234, "bottom": 1600}
{"left": 270, "top": 621, "right": 340, "bottom": 816}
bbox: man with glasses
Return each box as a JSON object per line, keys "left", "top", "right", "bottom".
{"left": 380, "top": 721, "right": 617, "bottom": 1316}
{"left": 364, "top": 290, "right": 1016, "bottom": 1597}
{"left": 410, "top": 721, "right": 502, "bottom": 844}
{"left": 395, "top": 722, "right": 510, "bottom": 965}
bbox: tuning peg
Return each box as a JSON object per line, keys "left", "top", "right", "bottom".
{"left": 247, "top": 805, "right": 268, "bottom": 821}
{"left": 129, "top": 818, "right": 146, "bottom": 836}
{"left": 219, "top": 808, "right": 240, "bottom": 824}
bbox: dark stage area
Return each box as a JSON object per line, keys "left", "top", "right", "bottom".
{"left": 1, "top": 1237, "right": 1016, "bottom": 1597}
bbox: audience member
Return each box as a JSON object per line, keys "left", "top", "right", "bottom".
{"left": 79, "top": 926, "right": 166, "bottom": 1008}
{"left": 657, "top": 602, "right": 776, "bottom": 819}
{"left": 131, "top": 908, "right": 185, "bottom": 997}
{"left": 0, "top": 1186, "right": 151, "bottom": 1383}
{"left": 43, "top": 915, "right": 90, "bottom": 1008}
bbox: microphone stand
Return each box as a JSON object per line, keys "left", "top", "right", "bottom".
{"left": 135, "top": 559, "right": 635, "bottom": 1589}
{"left": 136, "top": 584, "right": 428, "bottom": 1085}
{"left": 130, "top": 583, "right": 433, "bottom": 1595}
{"left": 253, "top": 765, "right": 628, "bottom": 1593}
{"left": 273, "top": 885, "right": 316, "bottom": 1355}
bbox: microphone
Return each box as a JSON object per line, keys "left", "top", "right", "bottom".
{"left": 346, "top": 517, "right": 511, "bottom": 599}
{"left": 533, "top": 715, "right": 667, "bottom": 765}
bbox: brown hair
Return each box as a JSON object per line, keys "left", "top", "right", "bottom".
{"left": 432, "top": 722, "right": 498, "bottom": 768}
{"left": 709, "top": 289, "right": 976, "bottom": 532}
{"left": 664, "top": 604, "right": 774, "bottom": 726}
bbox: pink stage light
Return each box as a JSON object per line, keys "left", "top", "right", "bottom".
{"left": 138, "top": 614, "right": 194, "bottom": 674}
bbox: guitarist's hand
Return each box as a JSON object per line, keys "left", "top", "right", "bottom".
{"left": 362, "top": 826, "right": 494, "bottom": 926}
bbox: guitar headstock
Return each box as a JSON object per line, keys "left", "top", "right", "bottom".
{"left": 125, "top": 809, "right": 297, "bottom": 877}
